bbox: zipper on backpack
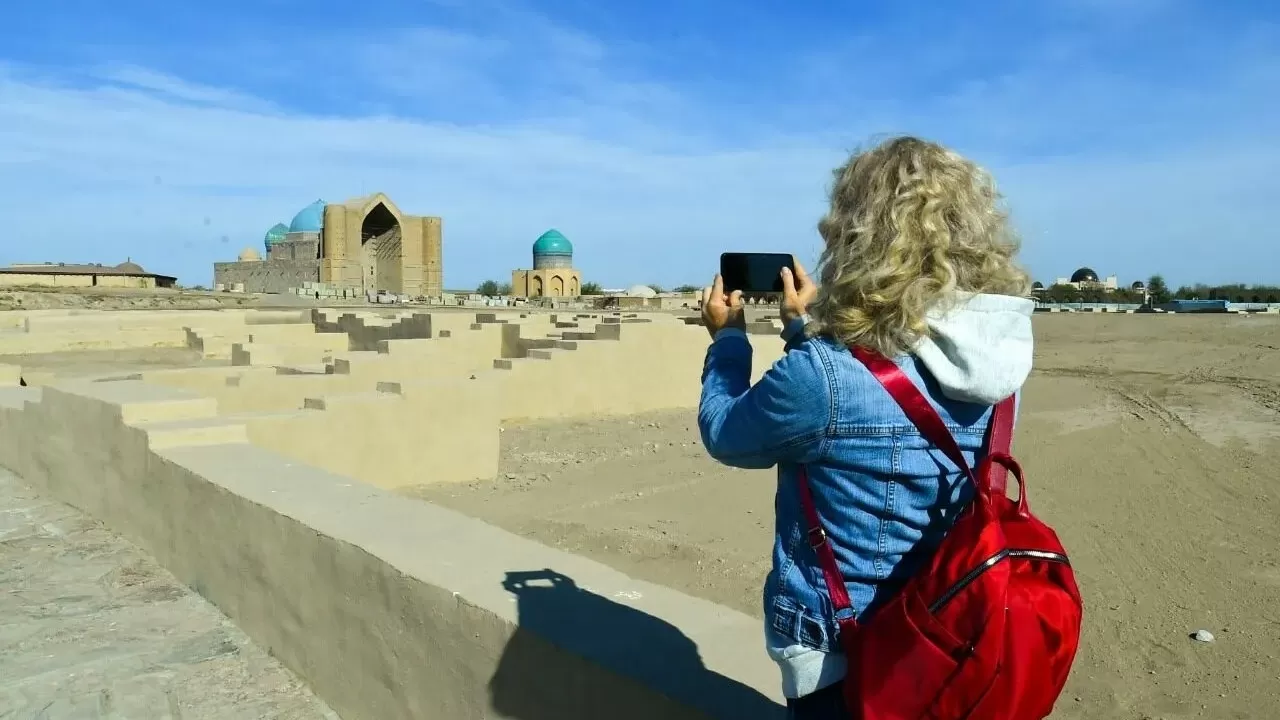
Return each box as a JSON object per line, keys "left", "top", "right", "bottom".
{"left": 927, "top": 549, "right": 1070, "bottom": 614}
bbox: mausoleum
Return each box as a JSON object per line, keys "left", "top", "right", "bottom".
{"left": 511, "top": 229, "right": 582, "bottom": 298}
{"left": 214, "top": 194, "right": 443, "bottom": 297}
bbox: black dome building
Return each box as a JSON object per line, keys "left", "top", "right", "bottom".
{"left": 1070, "top": 267, "right": 1100, "bottom": 284}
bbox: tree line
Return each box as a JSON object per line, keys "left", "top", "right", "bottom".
{"left": 475, "top": 279, "right": 604, "bottom": 297}
{"left": 1037, "top": 275, "right": 1280, "bottom": 305}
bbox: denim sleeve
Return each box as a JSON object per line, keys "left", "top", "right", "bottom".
{"left": 698, "top": 329, "right": 831, "bottom": 469}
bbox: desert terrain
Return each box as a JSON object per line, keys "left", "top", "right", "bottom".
{"left": 414, "top": 313, "right": 1280, "bottom": 719}
{"left": 4, "top": 301, "right": 1278, "bottom": 718}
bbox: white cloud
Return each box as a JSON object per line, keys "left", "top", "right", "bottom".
{"left": 1, "top": 6, "right": 1276, "bottom": 289}
{"left": 0, "top": 64, "right": 836, "bottom": 287}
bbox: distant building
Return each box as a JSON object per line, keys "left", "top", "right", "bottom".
{"left": 0, "top": 260, "right": 176, "bottom": 289}
{"left": 511, "top": 229, "right": 583, "bottom": 298}
{"left": 624, "top": 284, "right": 658, "bottom": 299}
{"left": 1054, "top": 267, "right": 1118, "bottom": 290}
{"left": 213, "top": 193, "right": 443, "bottom": 297}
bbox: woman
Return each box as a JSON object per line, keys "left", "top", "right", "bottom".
{"left": 698, "top": 136, "right": 1034, "bottom": 718}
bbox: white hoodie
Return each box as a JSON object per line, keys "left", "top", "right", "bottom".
{"left": 767, "top": 291, "right": 1035, "bottom": 699}
{"left": 914, "top": 291, "right": 1035, "bottom": 404}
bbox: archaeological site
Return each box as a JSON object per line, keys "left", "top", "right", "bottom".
{"left": 0, "top": 304, "right": 791, "bottom": 718}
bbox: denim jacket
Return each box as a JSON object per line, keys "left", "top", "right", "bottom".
{"left": 698, "top": 293, "right": 1035, "bottom": 697}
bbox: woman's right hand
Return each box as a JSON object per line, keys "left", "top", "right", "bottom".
{"left": 780, "top": 260, "right": 817, "bottom": 326}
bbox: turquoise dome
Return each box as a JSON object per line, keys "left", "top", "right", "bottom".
{"left": 532, "top": 229, "right": 572, "bottom": 256}
{"left": 288, "top": 200, "right": 326, "bottom": 233}
{"left": 263, "top": 223, "right": 289, "bottom": 250}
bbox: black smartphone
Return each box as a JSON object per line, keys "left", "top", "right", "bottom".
{"left": 720, "top": 252, "right": 795, "bottom": 294}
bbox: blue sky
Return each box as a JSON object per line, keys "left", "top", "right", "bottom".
{"left": 2, "top": 0, "right": 1276, "bottom": 289}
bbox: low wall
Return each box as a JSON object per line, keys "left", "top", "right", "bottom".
{"left": 489, "top": 321, "right": 783, "bottom": 422}
{"left": 214, "top": 259, "right": 321, "bottom": 295}
{"left": 0, "top": 309, "right": 315, "bottom": 355}
{"left": 0, "top": 380, "right": 784, "bottom": 719}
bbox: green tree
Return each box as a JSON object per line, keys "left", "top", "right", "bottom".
{"left": 647, "top": 284, "right": 665, "bottom": 294}
{"left": 498, "top": 282, "right": 513, "bottom": 295}
{"left": 476, "top": 280, "right": 501, "bottom": 296}
{"left": 673, "top": 284, "right": 701, "bottom": 293}
{"left": 1145, "top": 275, "right": 1169, "bottom": 304}
{"left": 1043, "top": 283, "right": 1080, "bottom": 304}
{"left": 580, "top": 281, "right": 603, "bottom": 295}
{"left": 1078, "top": 286, "right": 1107, "bottom": 303}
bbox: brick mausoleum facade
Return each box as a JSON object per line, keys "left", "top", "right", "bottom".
{"left": 214, "top": 193, "right": 442, "bottom": 298}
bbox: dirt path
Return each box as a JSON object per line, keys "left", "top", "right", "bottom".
{"left": 413, "top": 314, "right": 1280, "bottom": 719}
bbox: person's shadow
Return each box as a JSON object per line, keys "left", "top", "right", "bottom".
{"left": 489, "top": 569, "right": 785, "bottom": 720}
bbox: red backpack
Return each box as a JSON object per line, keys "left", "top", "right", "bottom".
{"left": 796, "top": 346, "right": 1083, "bottom": 719}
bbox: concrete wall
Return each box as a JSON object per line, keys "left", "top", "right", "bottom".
{"left": 0, "top": 309, "right": 313, "bottom": 356}
{"left": 311, "top": 309, "right": 435, "bottom": 352}
{"left": 7, "top": 308, "right": 783, "bottom": 483}
{"left": 0, "top": 273, "right": 155, "bottom": 289}
{"left": 213, "top": 259, "right": 321, "bottom": 294}
{"left": 489, "top": 319, "right": 783, "bottom": 421}
{"left": 0, "top": 379, "right": 783, "bottom": 719}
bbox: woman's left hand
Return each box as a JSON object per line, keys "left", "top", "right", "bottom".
{"left": 701, "top": 274, "right": 746, "bottom": 339}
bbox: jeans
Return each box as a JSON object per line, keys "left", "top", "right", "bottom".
{"left": 786, "top": 682, "right": 848, "bottom": 720}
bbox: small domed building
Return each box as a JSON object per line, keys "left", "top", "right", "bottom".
{"left": 213, "top": 193, "right": 443, "bottom": 296}
{"left": 511, "top": 229, "right": 583, "bottom": 298}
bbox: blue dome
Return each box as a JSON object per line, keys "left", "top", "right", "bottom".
{"left": 264, "top": 223, "right": 289, "bottom": 249}
{"left": 532, "top": 229, "right": 572, "bottom": 256}
{"left": 288, "top": 200, "right": 326, "bottom": 233}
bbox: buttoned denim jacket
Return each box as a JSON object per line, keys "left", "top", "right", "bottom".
{"left": 698, "top": 320, "right": 1001, "bottom": 653}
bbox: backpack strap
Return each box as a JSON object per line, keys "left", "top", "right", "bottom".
{"left": 796, "top": 465, "right": 858, "bottom": 629}
{"left": 851, "top": 346, "right": 981, "bottom": 483}
{"left": 982, "top": 392, "right": 1015, "bottom": 496}
{"left": 793, "top": 346, "right": 1016, "bottom": 632}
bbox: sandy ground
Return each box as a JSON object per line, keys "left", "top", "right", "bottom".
{"left": 0, "top": 468, "right": 337, "bottom": 719}
{"left": 415, "top": 313, "right": 1280, "bottom": 719}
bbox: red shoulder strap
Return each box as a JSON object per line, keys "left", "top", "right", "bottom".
{"left": 794, "top": 346, "right": 1016, "bottom": 627}
{"left": 796, "top": 466, "right": 857, "bottom": 625}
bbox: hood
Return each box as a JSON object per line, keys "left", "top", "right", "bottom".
{"left": 912, "top": 292, "right": 1035, "bottom": 405}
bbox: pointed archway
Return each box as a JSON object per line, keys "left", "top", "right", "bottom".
{"left": 360, "top": 202, "right": 401, "bottom": 293}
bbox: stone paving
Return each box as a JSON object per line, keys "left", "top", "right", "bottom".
{"left": 0, "top": 469, "right": 338, "bottom": 720}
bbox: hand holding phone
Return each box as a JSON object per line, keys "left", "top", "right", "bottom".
{"left": 700, "top": 274, "right": 746, "bottom": 339}
{"left": 779, "top": 261, "right": 817, "bottom": 328}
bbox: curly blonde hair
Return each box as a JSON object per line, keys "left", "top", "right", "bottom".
{"left": 809, "top": 136, "right": 1030, "bottom": 357}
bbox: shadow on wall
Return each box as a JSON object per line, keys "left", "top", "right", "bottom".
{"left": 490, "top": 569, "right": 784, "bottom": 720}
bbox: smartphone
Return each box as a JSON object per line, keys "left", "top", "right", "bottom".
{"left": 720, "top": 252, "right": 795, "bottom": 294}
